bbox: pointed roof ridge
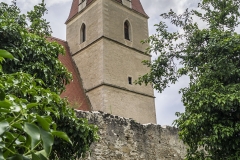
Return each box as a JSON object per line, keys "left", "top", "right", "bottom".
{"left": 66, "top": 0, "right": 148, "bottom": 24}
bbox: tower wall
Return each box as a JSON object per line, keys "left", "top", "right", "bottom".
{"left": 102, "top": 0, "right": 149, "bottom": 52}
{"left": 66, "top": 0, "right": 156, "bottom": 124}
{"left": 72, "top": 40, "right": 104, "bottom": 90}
{"left": 66, "top": 0, "right": 104, "bottom": 55}
{"left": 103, "top": 38, "right": 153, "bottom": 96}
{"left": 72, "top": 38, "right": 156, "bottom": 123}
{"left": 102, "top": 38, "right": 155, "bottom": 123}
{"left": 101, "top": 86, "right": 156, "bottom": 123}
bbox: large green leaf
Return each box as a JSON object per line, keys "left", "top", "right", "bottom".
{"left": 0, "top": 120, "right": 9, "bottom": 136}
{"left": 12, "top": 123, "right": 23, "bottom": 131}
{"left": 4, "top": 131, "right": 15, "bottom": 140}
{"left": 23, "top": 123, "right": 40, "bottom": 150}
{"left": 38, "top": 154, "right": 48, "bottom": 160}
{"left": 51, "top": 131, "right": 72, "bottom": 145}
{"left": 0, "top": 100, "right": 11, "bottom": 109}
{"left": 0, "top": 108, "right": 11, "bottom": 113}
{"left": 0, "top": 49, "right": 14, "bottom": 59}
{"left": 36, "top": 116, "right": 50, "bottom": 131}
{"left": 0, "top": 89, "right": 5, "bottom": 101}
{"left": 40, "top": 128, "right": 53, "bottom": 156}
{"left": 32, "top": 153, "right": 41, "bottom": 160}
{"left": 26, "top": 103, "right": 38, "bottom": 109}
{"left": 34, "top": 150, "right": 48, "bottom": 160}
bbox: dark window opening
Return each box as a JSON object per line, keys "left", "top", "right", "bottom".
{"left": 128, "top": 77, "right": 132, "bottom": 85}
{"left": 80, "top": 23, "right": 86, "bottom": 43}
{"left": 124, "top": 21, "right": 130, "bottom": 40}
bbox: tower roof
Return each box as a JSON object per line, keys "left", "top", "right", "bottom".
{"left": 66, "top": 0, "right": 148, "bottom": 23}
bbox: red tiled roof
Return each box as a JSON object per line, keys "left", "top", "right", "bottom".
{"left": 66, "top": 0, "right": 79, "bottom": 24}
{"left": 48, "top": 37, "right": 91, "bottom": 111}
{"left": 132, "top": 0, "right": 148, "bottom": 17}
{"left": 66, "top": 0, "right": 148, "bottom": 23}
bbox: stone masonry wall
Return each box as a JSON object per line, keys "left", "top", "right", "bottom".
{"left": 76, "top": 110, "right": 187, "bottom": 160}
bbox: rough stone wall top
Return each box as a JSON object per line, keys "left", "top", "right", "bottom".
{"left": 66, "top": 0, "right": 148, "bottom": 23}
{"left": 76, "top": 110, "right": 187, "bottom": 160}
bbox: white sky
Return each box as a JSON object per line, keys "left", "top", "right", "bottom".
{"left": 1, "top": 0, "right": 200, "bottom": 125}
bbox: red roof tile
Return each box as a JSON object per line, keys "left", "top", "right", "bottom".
{"left": 48, "top": 37, "right": 91, "bottom": 111}
{"left": 66, "top": 0, "right": 148, "bottom": 23}
{"left": 131, "top": 0, "right": 148, "bottom": 17}
{"left": 66, "top": 0, "right": 79, "bottom": 24}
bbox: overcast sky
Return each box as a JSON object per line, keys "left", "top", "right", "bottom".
{"left": 2, "top": 0, "right": 201, "bottom": 125}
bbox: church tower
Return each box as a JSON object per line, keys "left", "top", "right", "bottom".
{"left": 66, "top": 0, "right": 156, "bottom": 124}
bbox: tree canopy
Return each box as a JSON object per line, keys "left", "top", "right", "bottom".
{"left": 0, "top": 50, "right": 72, "bottom": 159}
{"left": 0, "top": 0, "right": 71, "bottom": 94}
{"left": 137, "top": 0, "right": 240, "bottom": 159}
{"left": 0, "top": 1, "right": 98, "bottom": 159}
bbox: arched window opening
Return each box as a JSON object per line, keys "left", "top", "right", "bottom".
{"left": 80, "top": 23, "right": 86, "bottom": 43}
{"left": 124, "top": 21, "right": 130, "bottom": 40}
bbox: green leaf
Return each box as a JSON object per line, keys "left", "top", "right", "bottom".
{"left": 0, "top": 120, "right": 9, "bottom": 136}
{"left": 4, "top": 131, "right": 15, "bottom": 140}
{"left": 36, "top": 116, "right": 50, "bottom": 131}
{"left": 12, "top": 123, "right": 23, "bottom": 131}
{"left": 38, "top": 154, "right": 48, "bottom": 160}
{"left": 26, "top": 103, "right": 38, "bottom": 109}
{"left": 34, "top": 150, "right": 48, "bottom": 160}
{"left": 52, "top": 131, "right": 72, "bottom": 145}
{"left": 0, "top": 89, "right": 5, "bottom": 101}
{"left": 0, "top": 49, "right": 14, "bottom": 59}
{"left": 32, "top": 153, "right": 41, "bottom": 160}
{"left": 40, "top": 128, "right": 53, "bottom": 156}
{"left": 0, "top": 151, "right": 4, "bottom": 160}
{"left": 5, "top": 117, "right": 15, "bottom": 123}
{"left": 23, "top": 123, "right": 41, "bottom": 150}
{"left": 0, "top": 108, "right": 10, "bottom": 113}
{"left": 0, "top": 101, "right": 11, "bottom": 109}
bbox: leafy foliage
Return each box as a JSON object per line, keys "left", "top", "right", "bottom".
{"left": 0, "top": 50, "right": 72, "bottom": 160}
{"left": 0, "top": 1, "right": 71, "bottom": 94}
{"left": 0, "top": 65, "right": 98, "bottom": 159}
{"left": 0, "top": 1, "right": 98, "bottom": 159}
{"left": 137, "top": 0, "right": 240, "bottom": 159}
{"left": 51, "top": 113, "right": 97, "bottom": 159}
